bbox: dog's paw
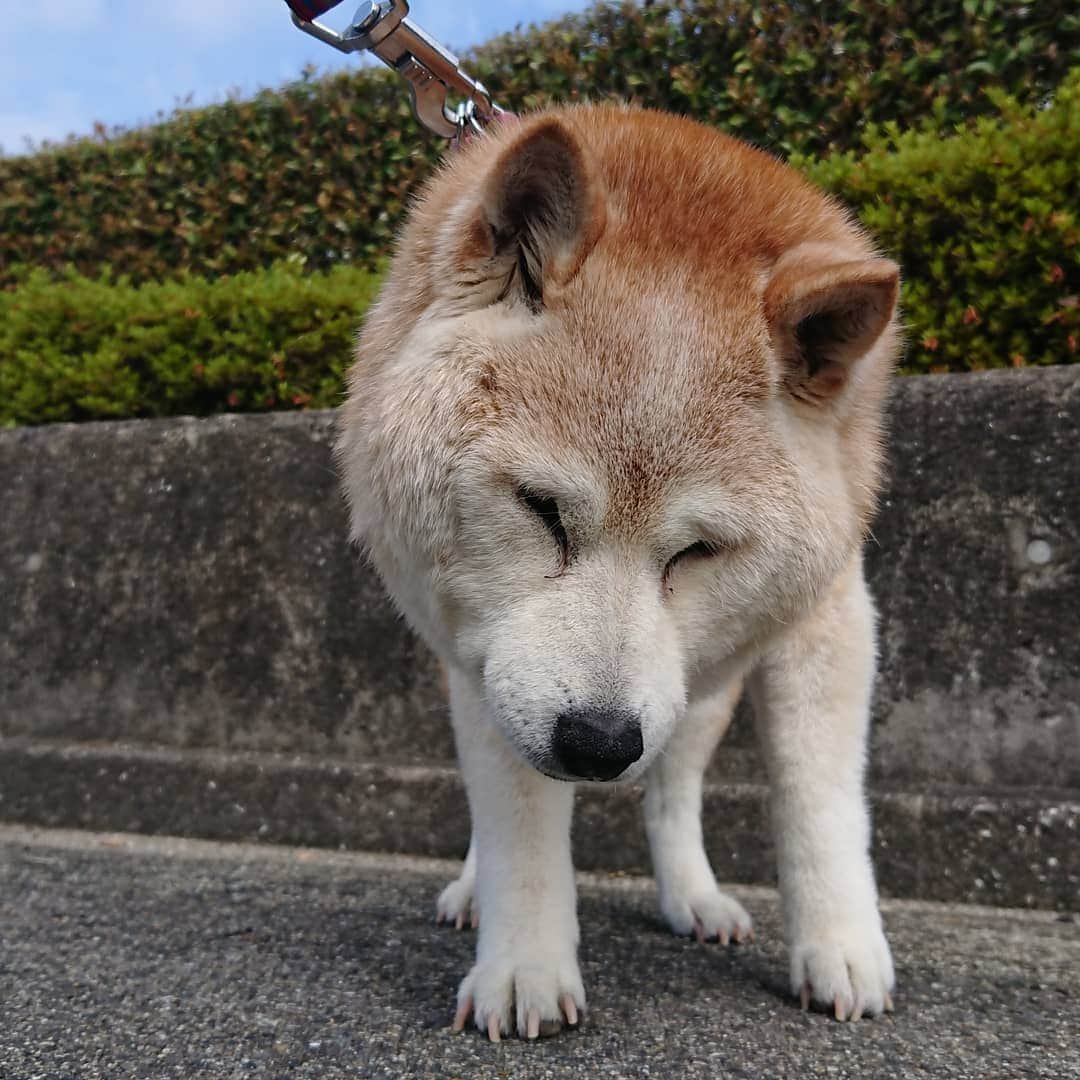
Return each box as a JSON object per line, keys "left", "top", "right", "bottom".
{"left": 451, "top": 952, "right": 585, "bottom": 1041}
{"left": 791, "top": 921, "right": 895, "bottom": 1021}
{"left": 436, "top": 873, "right": 478, "bottom": 931}
{"left": 661, "top": 886, "right": 754, "bottom": 946}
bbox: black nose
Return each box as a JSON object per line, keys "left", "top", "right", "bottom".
{"left": 552, "top": 708, "right": 644, "bottom": 781}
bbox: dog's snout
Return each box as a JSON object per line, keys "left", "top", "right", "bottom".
{"left": 552, "top": 708, "right": 644, "bottom": 781}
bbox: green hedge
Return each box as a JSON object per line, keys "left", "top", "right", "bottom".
{"left": 3, "top": 70, "right": 1077, "bottom": 427}
{"left": 1, "top": 0, "right": 1076, "bottom": 286}
{"left": 800, "top": 70, "right": 1079, "bottom": 373}
{"left": 0, "top": 261, "right": 380, "bottom": 426}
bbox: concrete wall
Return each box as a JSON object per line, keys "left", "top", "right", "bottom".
{"left": 2, "top": 367, "right": 1078, "bottom": 907}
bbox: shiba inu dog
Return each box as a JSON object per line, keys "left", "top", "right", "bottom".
{"left": 337, "top": 104, "right": 900, "bottom": 1040}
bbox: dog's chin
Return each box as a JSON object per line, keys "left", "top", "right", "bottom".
{"left": 535, "top": 764, "right": 580, "bottom": 783}
{"left": 506, "top": 745, "right": 598, "bottom": 783}
{"left": 528, "top": 754, "right": 649, "bottom": 785}
{"left": 523, "top": 751, "right": 577, "bottom": 783}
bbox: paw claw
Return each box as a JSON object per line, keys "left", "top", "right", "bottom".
{"left": 791, "top": 919, "right": 894, "bottom": 1021}
{"left": 884, "top": 992, "right": 894, "bottom": 1013}
{"left": 436, "top": 863, "right": 476, "bottom": 934}
{"left": 452, "top": 997, "right": 472, "bottom": 1033}
{"left": 457, "top": 957, "right": 584, "bottom": 1044}
{"left": 560, "top": 993, "right": 579, "bottom": 1027}
{"left": 667, "top": 889, "right": 753, "bottom": 949}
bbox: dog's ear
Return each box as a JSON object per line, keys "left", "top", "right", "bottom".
{"left": 764, "top": 244, "right": 900, "bottom": 404}
{"left": 456, "top": 117, "right": 606, "bottom": 310}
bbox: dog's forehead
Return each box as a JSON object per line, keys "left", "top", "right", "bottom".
{"left": 468, "top": 279, "right": 773, "bottom": 528}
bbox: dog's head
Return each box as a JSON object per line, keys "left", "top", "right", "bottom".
{"left": 338, "top": 107, "right": 900, "bottom": 782}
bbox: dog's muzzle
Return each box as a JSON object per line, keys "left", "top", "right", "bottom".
{"left": 551, "top": 707, "right": 644, "bottom": 781}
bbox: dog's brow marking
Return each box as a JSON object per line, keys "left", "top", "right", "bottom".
{"left": 477, "top": 363, "right": 499, "bottom": 397}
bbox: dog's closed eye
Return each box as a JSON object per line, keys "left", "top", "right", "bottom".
{"left": 664, "top": 539, "right": 726, "bottom": 584}
{"left": 517, "top": 488, "right": 570, "bottom": 567}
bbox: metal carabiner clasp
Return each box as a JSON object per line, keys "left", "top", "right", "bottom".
{"left": 286, "top": 1, "right": 498, "bottom": 140}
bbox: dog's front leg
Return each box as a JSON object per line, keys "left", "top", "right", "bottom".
{"left": 645, "top": 679, "right": 754, "bottom": 945}
{"left": 749, "top": 558, "right": 894, "bottom": 1021}
{"left": 447, "top": 667, "right": 584, "bottom": 1041}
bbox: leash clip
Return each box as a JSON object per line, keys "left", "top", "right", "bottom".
{"left": 286, "top": 1, "right": 497, "bottom": 139}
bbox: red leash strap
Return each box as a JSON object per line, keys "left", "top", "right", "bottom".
{"left": 284, "top": 0, "right": 345, "bottom": 21}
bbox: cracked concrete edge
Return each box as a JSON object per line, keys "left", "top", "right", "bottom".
{"left": 1, "top": 739, "right": 1076, "bottom": 911}
{"left": 2, "top": 821, "right": 1073, "bottom": 928}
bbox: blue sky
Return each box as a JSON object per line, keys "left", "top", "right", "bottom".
{"left": 0, "top": 0, "right": 590, "bottom": 155}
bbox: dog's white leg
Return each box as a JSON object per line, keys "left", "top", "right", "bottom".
{"left": 447, "top": 667, "right": 584, "bottom": 1041}
{"left": 644, "top": 678, "right": 754, "bottom": 944}
{"left": 749, "top": 557, "right": 894, "bottom": 1021}
{"left": 436, "top": 837, "right": 478, "bottom": 930}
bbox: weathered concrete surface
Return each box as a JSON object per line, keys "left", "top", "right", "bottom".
{"left": 2, "top": 368, "right": 1078, "bottom": 910}
{"left": 867, "top": 368, "right": 1080, "bottom": 790}
{"left": 2, "top": 367, "right": 1077, "bottom": 790}
{"left": 1, "top": 826, "right": 1078, "bottom": 1080}
{"left": 0, "top": 409, "right": 452, "bottom": 762}
{"left": 1, "top": 742, "right": 1076, "bottom": 910}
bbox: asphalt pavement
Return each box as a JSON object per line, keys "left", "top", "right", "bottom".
{"left": 1, "top": 825, "right": 1077, "bottom": 1079}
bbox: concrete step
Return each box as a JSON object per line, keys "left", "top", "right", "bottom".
{"left": 1, "top": 739, "right": 1076, "bottom": 911}
{"left": 3, "top": 368, "right": 1079, "bottom": 914}
{"left": 2, "top": 825, "right": 1077, "bottom": 1079}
